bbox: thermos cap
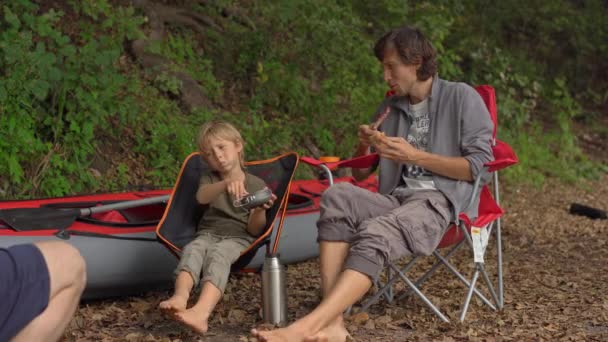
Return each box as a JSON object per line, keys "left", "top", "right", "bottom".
{"left": 263, "top": 254, "right": 283, "bottom": 269}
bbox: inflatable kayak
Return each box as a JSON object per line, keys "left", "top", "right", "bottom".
{"left": 0, "top": 176, "right": 377, "bottom": 300}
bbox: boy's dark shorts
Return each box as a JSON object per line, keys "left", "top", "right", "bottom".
{"left": 0, "top": 244, "right": 50, "bottom": 341}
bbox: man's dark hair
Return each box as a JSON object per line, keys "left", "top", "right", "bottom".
{"left": 374, "top": 26, "right": 437, "bottom": 81}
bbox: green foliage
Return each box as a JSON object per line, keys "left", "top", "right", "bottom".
{"left": 437, "top": 0, "right": 607, "bottom": 184}
{"left": 214, "top": 1, "right": 387, "bottom": 160}
{"left": 0, "top": 1, "right": 182, "bottom": 198}
{"left": 0, "top": 0, "right": 606, "bottom": 199}
{"left": 154, "top": 72, "right": 182, "bottom": 96}
{"left": 119, "top": 76, "right": 196, "bottom": 187}
{"left": 146, "top": 31, "right": 223, "bottom": 101}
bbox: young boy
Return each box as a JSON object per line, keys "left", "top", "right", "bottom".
{"left": 159, "top": 120, "right": 276, "bottom": 334}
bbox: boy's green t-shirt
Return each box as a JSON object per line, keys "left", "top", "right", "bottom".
{"left": 197, "top": 170, "right": 267, "bottom": 241}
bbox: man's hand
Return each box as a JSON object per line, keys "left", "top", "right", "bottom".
{"left": 373, "top": 136, "right": 422, "bottom": 164}
{"left": 358, "top": 106, "right": 391, "bottom": 148}
{"left": 357, "top": 124, "right": 378, "bottom": 148}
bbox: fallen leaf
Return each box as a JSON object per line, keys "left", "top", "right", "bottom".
{"left": 350, "top": 312, "right": 370, "bottom": 324}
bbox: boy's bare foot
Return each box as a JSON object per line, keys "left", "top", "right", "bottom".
{"left": 175, "top": 308, "right": 210, "bottom": 335}
{"left": 158, "top": 294, "right": 188, "bottom": 313}
{"left": 303, "top": 323, "right": 350, "bottom": 342}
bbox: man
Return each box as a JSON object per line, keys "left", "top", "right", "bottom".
{"left": 0, "top": 241, "right": 86, "bottom": 341}
{"left": 252, "top": 25, "right": 494, "bottom": 342}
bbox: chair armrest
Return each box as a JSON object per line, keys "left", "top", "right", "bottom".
{"left": 460, "top": 139, "right": 517, "bottom": 218}
{"left": 300, "top": 154, "right": 380, "bottom": 185}
{"left": 461, "top": 167, "right": 487, "bottom": 216}
{"left": 487, "top": 139, "right": 518, "bottom": 172}
{"left": 300, "top": 153, "right": 379, "bottom": 169}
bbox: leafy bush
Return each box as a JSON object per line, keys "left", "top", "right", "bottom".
{"left": 1, "top": 0, "right": 606, "bottom": 199}
{"left": 0, "top": 1, "right": 183, "bottom": 197}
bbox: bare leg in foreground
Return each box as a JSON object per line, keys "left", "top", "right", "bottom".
{"left": 12, "top": 241, "right": 86, "bottom": 342}
{"left": 174, "top": 281, "right": 222, "bottom": 334}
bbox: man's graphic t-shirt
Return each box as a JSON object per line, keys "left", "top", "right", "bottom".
{"left": 401, "top": 98, "right": 436, "bottom": 190}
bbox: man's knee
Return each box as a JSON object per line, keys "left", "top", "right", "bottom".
{"left": 319, "top": 183, "right": 357, "bottom": 223}
{"left": 348, "top": 221, "right": 392, "bottom": 273}
{"left": 35, "top": 241, "right": 86, "bottom": 289}
{"left": 321, "top": 183, "right": 355, "bottom": 207}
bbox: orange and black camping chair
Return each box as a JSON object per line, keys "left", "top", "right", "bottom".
{"left": 156, "top": 151, "right": 299, "bottom": 272}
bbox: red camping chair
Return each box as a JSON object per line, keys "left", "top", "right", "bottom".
{"left": 156, "top": 152, "right": 299, "bottom": 273}
{"left": 300, "top": 85, "right": 518, "bottom": 322}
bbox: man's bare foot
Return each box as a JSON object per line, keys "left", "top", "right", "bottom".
{"left": 251, "top": 326, "right": 308, "bottom": 342}
{"left": 175, "top": 308, "right": 210, "bottom": 335}
{"left": 158, "top": 294, "right": 188, "bottom": 314}
{"left": 303, "top": 323, "right": 350, "bottom": 342}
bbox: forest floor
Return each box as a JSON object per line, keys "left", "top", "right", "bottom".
{"left": 61, "top": 170, "right": 608, "bottom": 341}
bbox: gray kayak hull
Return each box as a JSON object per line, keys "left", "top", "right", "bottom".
{"left": 0, "top": 210, "right": 320, "bottom": 300}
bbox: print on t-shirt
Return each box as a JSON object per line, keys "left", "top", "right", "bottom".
{"left": 402, "top": 99, "right": 436, "bottom": 190}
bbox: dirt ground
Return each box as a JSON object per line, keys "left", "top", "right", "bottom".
{"left": 61, "top": 172, "right": 608, "bottom": 341}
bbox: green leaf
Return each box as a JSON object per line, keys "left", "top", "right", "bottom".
{"left": 30, "top": 80, "right": 50, "bottom": 100}
{"left": 40, "top": 52, "right": 57, "bottom": 68}
{"left": 8, "top": 156, "right": 24, "bottom": 180}
{"left": 0, "top": 85, "right": 7, "bottom": 101}
{"left": 47, "top": 66, "right": 62, "bottom": 82}
{"left": 59, "top": 44, "right": 76, "bottom": 58}
{"left": 3, "top": 6, "right": 21, "bottom": 29}
{"left": 69, "top": 120, "right": 81, "bottom": 133}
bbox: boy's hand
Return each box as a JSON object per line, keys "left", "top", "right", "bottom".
{"left": 225, "top": 178, "right": 247, "bottom": 200}
{"left": 252, "top": 193, "right": 277, "bottom": 211}
{"left": 261, "top": 193, "right": 277, "bottom": 210}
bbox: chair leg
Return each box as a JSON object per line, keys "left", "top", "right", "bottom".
{"left": 394, "top": 237, "right": 496, "bottom": 310}
{"left": 459, "top": 226, "right": 502, "bottom": 319}
{"left": 360, "top": 257, "right": 419, "bottom": 312}
{"left": 496, "top": 219, "right": 504, "bottom": 309}
{"left": 396, "top": 241, "right": 464, "bottom": 301}
{"left": 395, "top": 221, "right": 501, "bottom": 318}
{"left": 433, "top": 252, "right": 496, "bottom": 310}
{"left": 460, "top": 268, "right": 479, "bottom": 321}
{"left": 389, "top": 263, "right": 450, "bottom": 323}
{"left": 459, "top": 262, "right": 501, "bottom": 321}
{"left": 479, "top": 262, "right": 500, "bottom": 308}
{"left": 493, "top": 171, "right": 505, "bottom": 309}
{"left": 369, "top": 269, "right": 394, "bottom": 309}
{"left": 363, "top": 278, "right": 396, "bottom": 313}
{"left": 384, "top": 266, "right": 394, "bottom": 303}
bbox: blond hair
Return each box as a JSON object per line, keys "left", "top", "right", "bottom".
{"left": 197, "top": 120, "right": 245, "bottom": 167}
